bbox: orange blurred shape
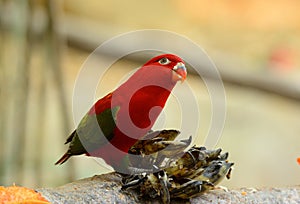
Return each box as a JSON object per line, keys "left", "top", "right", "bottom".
{"left": 297, "top": 157, "right": 300, "bottom": 165}
{"left": 241, "top": 191, "right": 247, "bottom": 196}
{"left": 0, "top": 185, "right": 49, "bottom": 204}
{"left": 268, "top": 47, "right": 296, "bottom": 73}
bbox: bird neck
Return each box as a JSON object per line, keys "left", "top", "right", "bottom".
{"left": 115, "top": 65, "right": 176, "bottom": 103}
{"left": 112, "top": 65, "right": 177, "bottom": 134}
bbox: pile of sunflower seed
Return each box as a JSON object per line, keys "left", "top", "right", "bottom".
{"left": 121, "top": 130, "right": 234, "bottom": 204}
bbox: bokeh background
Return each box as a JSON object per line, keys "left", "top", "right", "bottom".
{"left": 1, "top": 0, "right": 300, "bottom": 189}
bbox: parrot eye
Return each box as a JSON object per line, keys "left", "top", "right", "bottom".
{"left": 158, "top": 57, "right": 171, "bottom": 65}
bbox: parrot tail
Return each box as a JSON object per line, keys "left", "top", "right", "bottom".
{"left": 55, "top": 152, "right": 71, "bottom": 165}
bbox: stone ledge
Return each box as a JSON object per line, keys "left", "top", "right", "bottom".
{"left": 37, "top": 172, "right": 300, "bottom": 204}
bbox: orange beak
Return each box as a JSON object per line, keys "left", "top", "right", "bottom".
{"left": 172, "top": 62, "right": 187, "bottom": 82}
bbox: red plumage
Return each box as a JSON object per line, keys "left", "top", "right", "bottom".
{"left": 55, "top": 54, "right": 187, "bottom": 171}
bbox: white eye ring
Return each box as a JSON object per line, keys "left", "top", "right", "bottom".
{"left": 158, "top": 57, "right": 171, "bottom": 65}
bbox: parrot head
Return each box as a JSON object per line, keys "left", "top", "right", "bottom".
{"left": 142, "top": 54, "right": 187, "bottom": 83}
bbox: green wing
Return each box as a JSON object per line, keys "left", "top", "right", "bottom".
{"left": 68, "top": 106, "right": 120, "bottom": 155}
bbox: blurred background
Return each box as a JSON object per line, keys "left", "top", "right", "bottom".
{"left": 1, "top": 0, "right": 300, "bottom": 189}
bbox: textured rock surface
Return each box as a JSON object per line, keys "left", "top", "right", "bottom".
{"left": 37, "top": 172, "right": 300, "bottom": 204}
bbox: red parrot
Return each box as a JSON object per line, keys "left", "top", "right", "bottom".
{"left": 55, "top": 54, "right": 187, "bottom": 172}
